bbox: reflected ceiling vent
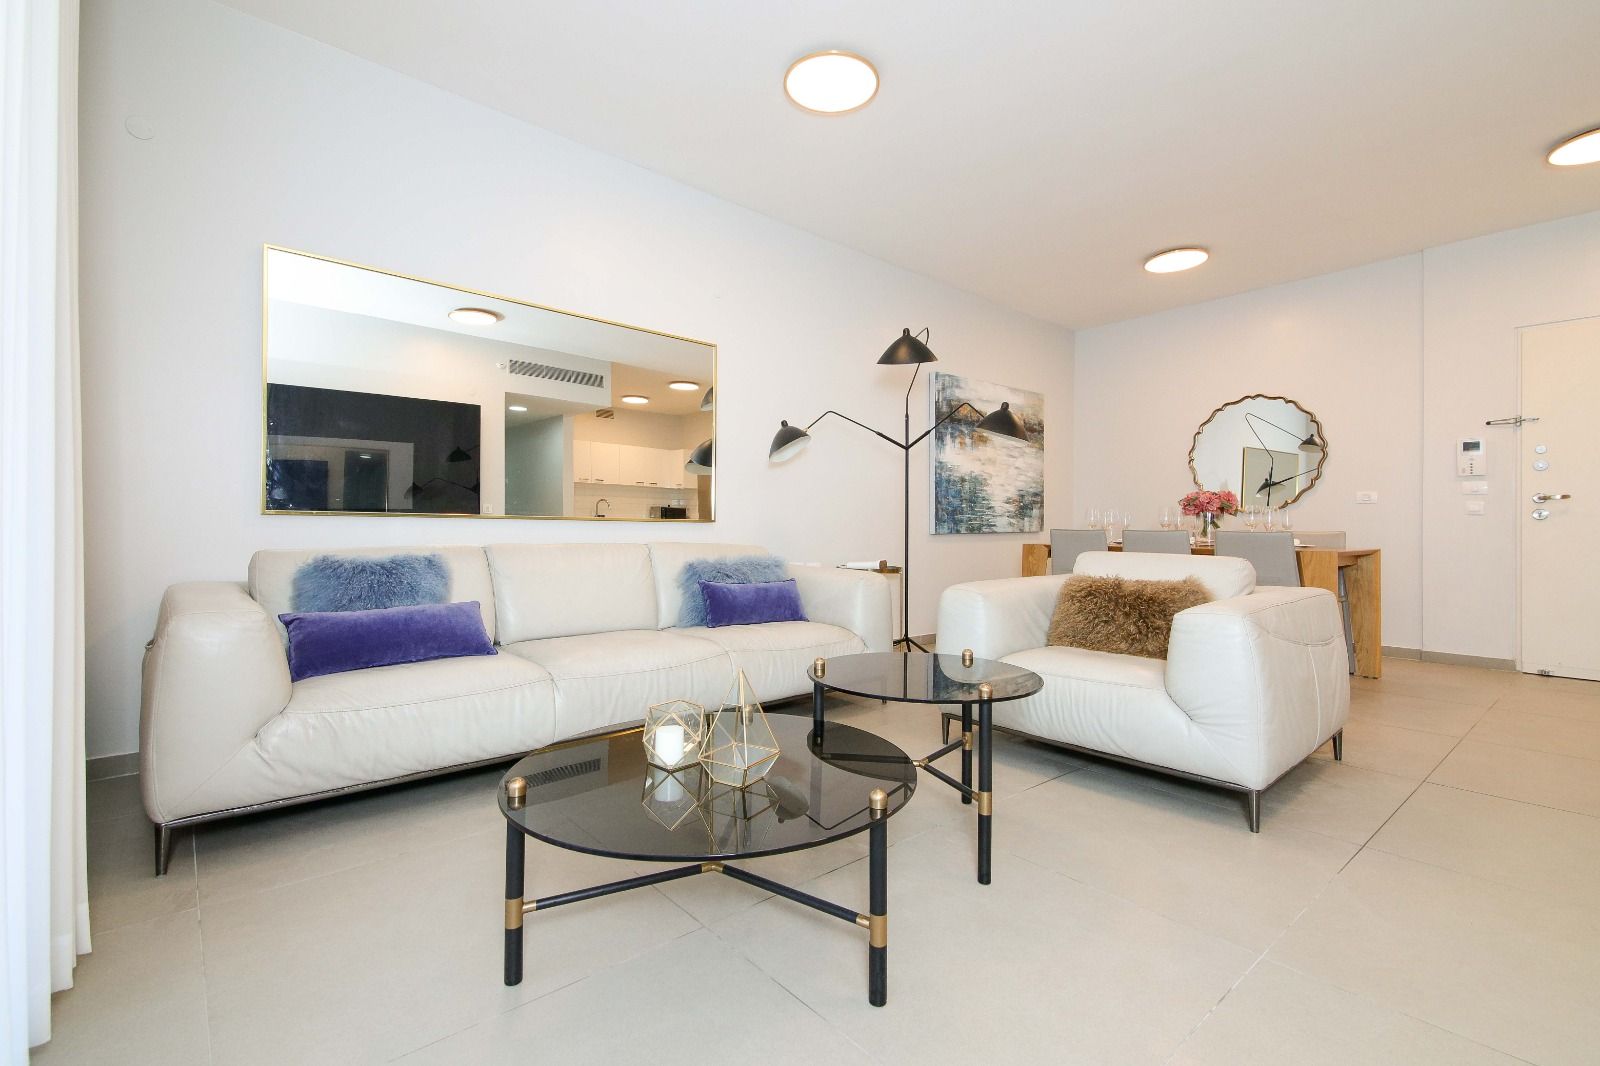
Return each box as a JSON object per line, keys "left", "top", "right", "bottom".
{"left": 525, "top": 758, "right": 602, "bottom": 790}
{"left": 507, "top": 359, "right": 606, "bottom": 389}
{"left": 594, "top": 408, "right": 616, "bottom": 419}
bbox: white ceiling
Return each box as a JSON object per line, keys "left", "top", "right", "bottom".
{"left": 224, "top": 1, "right": 1600, "bottom": 328}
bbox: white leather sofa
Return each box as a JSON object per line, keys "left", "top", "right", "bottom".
{"left": 140, "top": 542, "right": 889, "bottom": 872}
{"left": 936, "top": 551, "right": 1348, "bottom": 830}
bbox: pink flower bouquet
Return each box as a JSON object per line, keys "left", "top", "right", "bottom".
{"left": 1179, "top": 489, "right": 1240, "bottom": 519}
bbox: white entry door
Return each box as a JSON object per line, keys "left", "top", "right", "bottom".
{"left": 1519, "top": 317, "right": 1600, "bottom": 680}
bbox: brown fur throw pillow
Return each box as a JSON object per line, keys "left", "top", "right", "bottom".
{"left": 1047, "top": 575, "right": 1211, "bottom": 659}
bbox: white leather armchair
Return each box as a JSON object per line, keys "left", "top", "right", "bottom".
{"left": 936, "top": 551, "right": 1349, "bottom": 830}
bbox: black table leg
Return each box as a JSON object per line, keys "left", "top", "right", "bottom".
{"left": 978, "top": 689, "right": 993, "bottom": 885}
{"left": 812, "top": 679, "right": 825, "bottom": 744}
{"left": 868, "top": 789, "right": 888, "bottom": 1007}
{"left": 504, "top": 822, "right": 525, "bottom": 985}
{"left": 960, "top": 700, "right": 973, "bottom": 804}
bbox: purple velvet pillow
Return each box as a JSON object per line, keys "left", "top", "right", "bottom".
{"left": 278, "top": 600, "right": 496, "bottom": 682}
{"left": 699, "top": 579, "right": 806, "bottom": 628}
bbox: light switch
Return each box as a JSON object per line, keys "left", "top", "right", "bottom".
{"left": 1356, "top": 491, "right": 1378, "bottom": 504}
{"left": 1466, "top": 500, "right": 1486, "bottom": 516}
{"left": 1460, "top": 481, "right": 1489, "bottom": 495}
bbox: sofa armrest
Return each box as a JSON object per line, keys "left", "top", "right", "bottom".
{"left": 936, "top": 575, "right": 1069, "bottom": 662}
{"left": 1164, "top": 587, "right": 1350, "bottom": 788}
{"left": 789, "top": 566, "right": 893, "bottom": 653}
{"left": 140, "top": 582, "right": 292, "bottom": 823}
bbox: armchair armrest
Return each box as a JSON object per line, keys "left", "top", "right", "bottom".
{"left": 1164, "top": 587, "right": 1349, "bottom": 788}
{"left": 140, "top": 582, "right": 292, "bottom": 822}
{"left": 936, "top": 575, "right": 1069, "bottom": 662}
{"left": 788, "top": 565, "right": 893, "bottom": 652}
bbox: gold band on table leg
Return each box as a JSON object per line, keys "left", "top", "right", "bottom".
{"left": 701, "top": 861, "right": 724, "bottom": 874}
{"left": 505, "top": 898, "right": 524, "bottom": 929}
{"left": 868, "top": 913, "right": 887, "bottom": 949}
{"left": 975, "top": 791, "right": 993, "bottom": 816}
{"left": 962, "top": 730, "right": 973, "bottom": 751}
{"left": 868, "top": 788, "right": 888, "bottom": 816}
{"left": 814, "top": 656, "right": 826, "bottom": 678}
{"left": 977, "top": 682, "right": 992, "bottom": 700}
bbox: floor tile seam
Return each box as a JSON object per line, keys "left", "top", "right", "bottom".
{"left": 1253, "top": 957, "right": 1543, "bottom": 1066}
{"left": 192, "top": 865, "right": 220, "bottom": 1066}
{"left": 1344, "top": 710, "right": 1482, "bottom": 740}
{"left": 1350, "top": 687, "right": 1498, "bottom": 712}
{"left": 1341, "top": 743, "right": 1449, "bottom": 856}
{"left": 1159, "top": 950, "right": 1273, "bottom": 1066}
{"left": 1418, "top": 779, "right": 1600, "bottom": 822}
{"left": 377, "top": 967, "right": 597, "bottom": 1063}
{"left": 1456, "top": 730, "right": 1600, "bottom": 764}
{"left": 1357, "top": 835, "right": 1600, "bottom": 908}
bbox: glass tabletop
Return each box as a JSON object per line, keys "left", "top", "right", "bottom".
{"left": 809, "top": 651, "right": 1043, "bottom": 704}
{"left": 500, "top": 710, "right": 915, "bottom": 863}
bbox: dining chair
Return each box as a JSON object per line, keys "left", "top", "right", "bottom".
{"left": 1049, "top": 528, "right": 1108, "bottom": 574}
{"left": 1214, "top": 531, "right": 1300, "bottom": 587}
{"left": 1292, "top": 531, "right": 1347, "bottom": 549}
{"left": 1120, "top": 529, "right": 1192, "bottom": 554}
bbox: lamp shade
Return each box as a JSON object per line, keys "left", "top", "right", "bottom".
{"left": 446, "top": 446, "right": 473, "bottom": 463}
{"left": 878, "top": 328, "right": 937, "bottom": 365}
{"left": 686, "top": 438, "right": 714, "bottom": 475}
{"left": 768, "top": 420, "right": 811, "bottom": 462}
{"left": 1298, "top": 434, "right": 1322, "bottom": 452}
{"left": 975, "top": 401, "right": 1029, "bottom": 441}
{"left": 700, "top": 386, "right": 714, "bottom": 412}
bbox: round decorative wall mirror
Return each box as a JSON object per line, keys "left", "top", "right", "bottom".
{"left": 1189, "top": 394, "right": 1327, "bottom": 508}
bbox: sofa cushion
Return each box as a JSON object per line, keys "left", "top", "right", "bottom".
{"left": 503, "top": 629, "right": 734, "bottom": 739}
{"left": 487, "top": 543, "right": 658, "bottom": 642}
{"left": 289, "top": 553, "right": 449, "bottom": 613}
{"left": 682, "top": 621, "right": 865, "bottom": 701}
{"left": 701, "top": 578, "right": 806, "bottom": 628}
{"left": 1047, "top": 576, "right": 1210, "bottom": 659}
{"left": 1073, "top": 551, "right": 1255, "bottom": 600}
{"left": 645, "top": 542, "right": 766, "bottom": 629}
{"left": 250, "top": 545, "right": 498, "bottom": 644}
{"left": 279, "top": 601, "right": 497, "bottom": 682}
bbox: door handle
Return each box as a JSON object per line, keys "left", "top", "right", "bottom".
{"left": 1531, "top": 492, "right": 1572, "bottom": 503}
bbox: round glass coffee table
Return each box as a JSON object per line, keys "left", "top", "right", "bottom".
{"left": 498, "top": 711, "right": 915, "bottom": 1006}
{"left": 808, "top": 651, "right": 1042, "bottom": 885}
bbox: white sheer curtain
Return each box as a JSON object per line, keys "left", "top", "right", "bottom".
{"left": 0, "top": 0, "right": 89, "bottom": 1057}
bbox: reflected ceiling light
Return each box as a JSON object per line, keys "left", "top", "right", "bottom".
{"left": 1548, "top": 126, "right": 1600, "bottom": 166}
{"left": 448, "top": 307, "right": 503, "bottom": 326}
{"left": 507, "top": 404, "right": 528, "bottom": 412}
{"left": 667, "top": 380, "right": 699, "bottom": 391}
{"left": 784, "top": 51, "right": 878, "bottom": 115}
{"left": 620, "top": 394, "right": 649, "bottom": 405}
{"left": 1143, "top": 247, "right": 1210, "bottom": 274}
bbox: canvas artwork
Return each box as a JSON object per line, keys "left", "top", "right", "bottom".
{"left": 929, "top": 372, "right": 1044, "bottom": 534}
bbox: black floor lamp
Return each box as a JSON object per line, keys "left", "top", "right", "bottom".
{"left": 768, "top": 328, "right": 1030, "bottom": 652}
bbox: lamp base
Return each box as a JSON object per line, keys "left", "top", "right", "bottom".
{"left": 894, "top": 635, "right": 929, "bottom": 653}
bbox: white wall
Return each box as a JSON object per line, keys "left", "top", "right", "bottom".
{"left": 1075, "top": 209, "right": 1600, "bottom": 662}
{"left": 78, "top": 0, "right": 1075, "bottom": 757}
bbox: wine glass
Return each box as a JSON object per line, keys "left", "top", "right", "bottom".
{"left": 1159, "top": 506, "right": 1175, "bottom": 531}
{"left": 1120, "top": 511, "right": 1133, "bottom": 535}
{"left": 1243, "top": 506, "right": 1260, "bottom": 531}
{"left": 1086, "top": 507, "right": 1101, "bottom": 530}
{"left": 1278, "top": 508, "right": 1294, "bottom": 533}
{"left": 1262, "top": 507, "right": 1276, "bottom": 532}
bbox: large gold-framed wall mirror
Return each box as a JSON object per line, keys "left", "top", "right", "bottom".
{"left": 1189, "top": 394, "right": 1327, "bottom": 508}
{"left": 262, "top": 247, "right": 716, "bottom": 521}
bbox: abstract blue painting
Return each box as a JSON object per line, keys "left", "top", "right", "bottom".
{"left": 929, "top": 372, "right": 1044, "bottom": 534}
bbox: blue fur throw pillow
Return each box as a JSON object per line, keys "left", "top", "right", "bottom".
{"left": 678, "top": 554, "right": 788, "bottom": 627}
{"left": 291, "top": 553, "right": 450, "bottom": 614}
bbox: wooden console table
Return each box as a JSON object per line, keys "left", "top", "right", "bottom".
{"left": 1020, "top": 542, "right": 1381, "bottom": 678}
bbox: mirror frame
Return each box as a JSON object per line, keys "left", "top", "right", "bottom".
{"left": 1187, "top": 392, "right": 1327, "bottom": 508}
{"left": 260, "top": 245, "right": 717, "bottom": 523}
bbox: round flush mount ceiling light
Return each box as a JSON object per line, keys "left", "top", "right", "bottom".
{"left": 449, "top": 307, "right": 503, "bottom": 326}
{"left": 620, "top": 394, "right": 650, "bottom": 405}
{"left": 507, "top": 404, "right": 528, "bottom": 413}
{"left": 1547, "top": 126, "right": 1600, "bottom": 166}
{"left": 1143, "top": 247, "right": 1210, "bottom": 274}
{"left": 667, "top": 380, "right": 700, "bottom": 391}
{"left": 784, "top": 51, "right": 879, "bottom": 115}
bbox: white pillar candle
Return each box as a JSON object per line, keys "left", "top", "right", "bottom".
{"left": 656, "top": 723, "right": 686, "bottom": 766}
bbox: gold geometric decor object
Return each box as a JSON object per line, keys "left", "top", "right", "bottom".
{"left": 643, "top": 699, "right": 705, "bottom": 771}
{"left": 640, "top": 764, "right": 709, "bottom": 832}
{"left": 699, "top": 670, "right": 780, "bottom": 788}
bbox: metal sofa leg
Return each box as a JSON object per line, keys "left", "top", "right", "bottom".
{"left": 154, "top": 822, "right": 173, "bottom": 876}
{"left": 1332, "top": 729, "right": 1344, "bottom": 762}
{"left": 1246, "top": 790, "right": 1262, "bottom": 833}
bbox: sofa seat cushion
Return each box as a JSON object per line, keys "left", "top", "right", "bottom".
{"left": 995, "top": 645, "right": 1249, "bottom": 786}
{"left": 681, "top": 621, "right": 865, "bottom": 701}
{"left": 503, "top": 630, "right": 735, "bottom": 740}
{"left": 226, "top": 655, "right": 558, "bottom": 812}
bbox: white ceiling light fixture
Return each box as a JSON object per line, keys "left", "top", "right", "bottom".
{"left": 667, "top": 380, "right": 699, "bottom": 391}
{"left": 620, "top": 394, "right": 650, "bottom": 405}
{"left": 449, "top": 307, "right": 503, "bottom": 326}
{"left": 1143, "top": 247, "right": 1210, "bottom": 274}
{"left": 507, "top": 404, "right": 528, "bottom": 412}
{"left": 1547, "top": 126, "right": 1600, "bottom": 167}
{"left": 784, "top": 51, "right": 878, "bottom": 115}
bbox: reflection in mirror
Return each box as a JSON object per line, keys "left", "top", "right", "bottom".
{"left": 1189, "top": 394, "right": 1326, "bottom": 508}
{"left": 263, "top": 248, "right": 715, "bottom": 520}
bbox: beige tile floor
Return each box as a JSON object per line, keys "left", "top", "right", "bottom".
{"left": 34, "top": 659, "right": 1600, "bottom": 1065}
